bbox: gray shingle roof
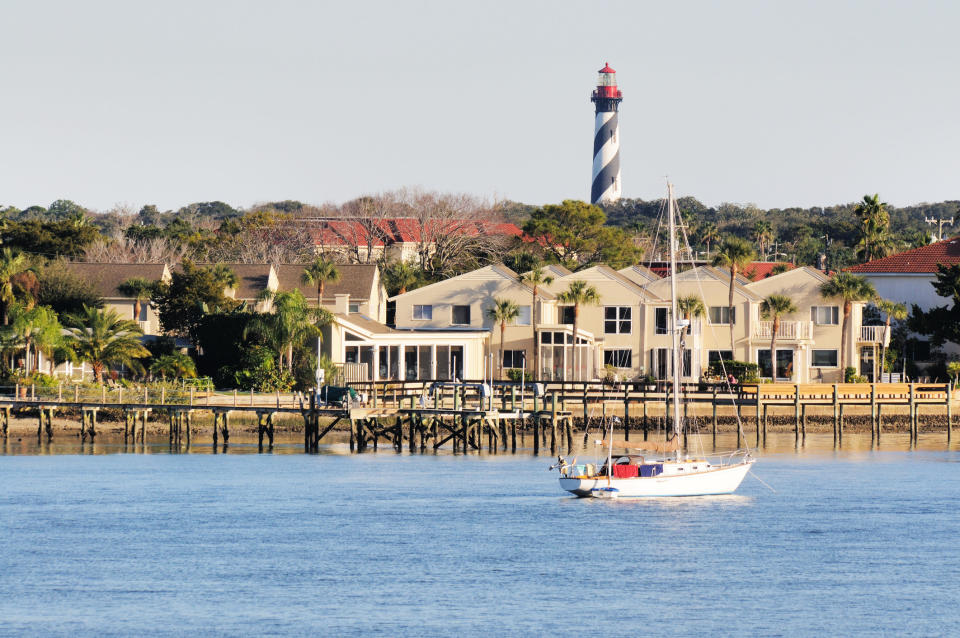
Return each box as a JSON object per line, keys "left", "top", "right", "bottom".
{"left": 274, "top": 263, "right": 377, "bottom": 302}
{"left": 63, "top": 263, "right": 168, "bottom": 298}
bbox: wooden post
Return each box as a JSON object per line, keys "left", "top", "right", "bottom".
{"left": 947, "top": 382, "right": 953, "bottom": 443}
{"left": 258, "top": 413, "right": 265, "bottom": 451}
{"left": 801, "top": 403, "right": 807, "bottom": 442}
{"left": 712, "top": 385, "right": 718, "bottom": 445}
{"left": 186, "top": 411, "right": 192, "bottom": 446}
{"left": 213, "top": 412, "right": 219, "bottom": 448}
{"left": 144, "top": 387, "right": 148, "bottom": 404}
{"left": 870, "top": 384, "right": 878, "bottom": 438}
{"left": 838, "top": 403, "right": 844, "bottom": 445}
{"left": 909, "top": 383, "right": 916, "bottom": 444}
{"left": 793, "top": 385, "right": 800, "bottom": 443}
{"left": 233, "top": 389, "right": 237, "bottom": 407}
{"left": 58, "top": 382, "right": 62, "bottom": 401}
{"left": 876, "top": 403, "right": 882, "bottom": 441}
{"left": 550, "top": 392, "right": 558, "bottom": 454}
{"left": 623, "top": 384, "right": 630, "bottom": 441}
{"left": 762, "top": 403, "right": 768, "bottom": 447}
{"left": 190, "top": 387, "right": 195, "bottom": 406}
{"left": 161, "top": 387, "right": 165, "bottom": 405}
{"left": 89, "top": 409, "right": 96, "bottom": 439}
{"left": 75, "top": 384, "right": 80, "bottom": 402}
{"left": 643, "top": 387, "right": 649, "bottom": 441}
{"left": 250, "top": 388, "right": 254, "bottom": 406}
{"left": 532, "top": 392, "right": 540, "bottom": 455}
{"left": 832, "top": 383, "right": 839, "bottom": 446}
{"left": 755, "top": 390, "right": 762, "bottom": 448}
{"left": 101, "top": 385, "right": 106, "bottom": 404}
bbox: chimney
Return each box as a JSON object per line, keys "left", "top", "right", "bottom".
{"left": 335, "top": 293, "right": 350, "bottom": 314}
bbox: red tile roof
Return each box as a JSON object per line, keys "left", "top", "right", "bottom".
{"left": 847, "top": 237, "right": 960, "bottom": 273}
{"left": 742, "top": 262, "right": 794, "bottom": 280}
{"left": 310, "top": 218, "right": 522, "bottom": 247}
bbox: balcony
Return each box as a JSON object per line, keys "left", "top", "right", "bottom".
{"left": 753, "top": 320, "right": 813, "bottom": 341}
{"left": 859, "top": 326, "right": 891, "bottom": 346}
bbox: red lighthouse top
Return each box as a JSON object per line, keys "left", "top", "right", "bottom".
{"left": 593, "top": 61, "right": 622, "bottom": 100}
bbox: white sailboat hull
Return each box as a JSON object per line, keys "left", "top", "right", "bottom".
{"left": 559, "top": 460, "right": 754, "bottom": 498}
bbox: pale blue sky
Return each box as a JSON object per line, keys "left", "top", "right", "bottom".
{"left": 1, "top": 0, "right": 957, "bottom": 212}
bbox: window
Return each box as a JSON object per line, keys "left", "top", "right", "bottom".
{"left": 413, "top": 305, "right": 433, "bottom": 320}
{"left": 559, "top": 306, "right": 575, "bottom": 325}
{"left": 708, "top": 350, "right": 733, "bottom": 370}
{"left": 452, "top": 305, "right": 471, "bottom": 325}
{"left": 811, "top": 306, "right": 839, "bottom": 325}
{"left": 503, "top": 350, "right": 526, "bottom": 368}
{"left": 811, "top": 349, "right": 838, "bottom": 367}
{"left": 709, "top": 306, "right": 735, "bottom": 325}
{"left": 348, "top": 303, "right": 360, "bottom": 314}
{"left": 516, "top": 305, "right": 532, "bottom": 326}
{"left": 603, "top": 349, "right": 632, "bottom": 368}
{"left": 655, "top": 307, "right": 669, "bottom": 334}
{"left": 758, "top": 349, "right": 794, "bottom": 379}
{"left": 604, "top": 306, "right": 632, "bottom": 334}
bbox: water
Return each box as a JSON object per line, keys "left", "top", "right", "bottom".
{"left": 1, "top": 438, "right": 959, "bottom": 636}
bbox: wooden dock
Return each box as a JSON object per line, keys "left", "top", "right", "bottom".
{"left": 0, "top": 380, "right": 953, "bottom": 454}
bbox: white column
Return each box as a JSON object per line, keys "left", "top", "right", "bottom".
{"left": 397, "top": 345, "right": 404, "bottom": 380}
{"left": 430, "top": 344, "right": 437, "bottom": 380}
{"left": 373, "top": 345, "right": 380, "bottom": 381}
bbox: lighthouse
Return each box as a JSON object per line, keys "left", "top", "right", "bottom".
{"left": 590, "top": 62, "right": 623, "bottom": 204}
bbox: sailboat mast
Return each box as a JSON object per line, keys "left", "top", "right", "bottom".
{"left": 667, "top": 183, "right": 683, "bottom": 462}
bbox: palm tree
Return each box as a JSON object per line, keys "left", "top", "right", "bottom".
{"left": 486, "top": 298, "right": 520, "bottom": 379}
{"left": 10, "top": 303, "right": 62, "bottom": 374}
{"left": 520, "top": 265, "right": 554, "bottom": 379}
{"left": 383, "top": 260, "right": 419, "bottom": 296}
{"left": 677, "top": 295, "right": 705, "bottom": 349}
{"left": 819, "top": 273, "right": 877, "bottom": 371}
{"left": 753, "top": 221, "right": 774, "bottom": 258}
{"left": 760, "top": 294, "right": 797, "bottom": 380}
{"left": 150, "top": 352, "right": 197, "bottom": 381}
{"left": 64, "top": 306, "right": 150, "bottom": 383}
{"left": 557, "top": 280, "right": 600, "bottom": 381}
{"left": 117, "top": 277, "right": 155, "bottom": 321}
{"left": 0, "top": 248, "right": 28, "bottom": 325}
{"left": 247, "top": 290, "right": 330, "bottom": 372}
{"left": 210, "top": 263, "right": 240, "bottom": 292}
{"left": 698, "top": 222, "right": 720, "bottom": 257}
{"left": 876, "top": 299, "right": 907, "bottom": 381}
{"left": 301, "top": 257, "right": 341, "bottom": 307}
{"left": 711, "top": 237, "right": 756, "bottom": 352}
{"left": 855, "top": 194, "right": 891, "bottom": 262}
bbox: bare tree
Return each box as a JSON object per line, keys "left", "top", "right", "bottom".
{"left": 84, "top": 231, "right": 194, "bottom": 264}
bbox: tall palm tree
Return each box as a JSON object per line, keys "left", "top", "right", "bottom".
{"left": 64, "top": 306, "right": 150, "bottom": 383}
{"left": 876, "top": 299, "right": 907, "bottom": 381}
{"left": 117, "top": 277, "right": 155, "bottom": 321}
{"left": 854, "top": 194, "right": 891, "bottom": 262}
{"left": 711, "top": 237, "right": 756, "bottom": 352}
{"left": 247, "top": 290, "right": 331, "bottom": 372}
{"left": 486, "top": 297, "right": 520, "bottom": 379}
{"left": 557, "top": 280, "right": 600, "bottom": 381}
{"left": 0, "top": 248, "right": 28, "bottom": 326}
{"left": 520, "top": 265, "right": 553, "bottom": 379}
{"left": 301, "top": 257, "right": 341, "bottom": 307}
{"left": 760, "top": 294, "right": 797, "bottom": 379}
{"left": 698, "top": 222, "right": 720, "bottom": 257}
{"left": 677, "top": 295, "right": 705, "bottom": 321}
{"left": 819, "top": 272, "right": 877, "bottom": 371}
{"left": 150, "top": 352, "right": 197, "bottom": 381}
{"left": 383, "top": 260, "right": 419, "bottom": 296}
{"left": 753, "top": 221, "right": 774, "bottom": 258}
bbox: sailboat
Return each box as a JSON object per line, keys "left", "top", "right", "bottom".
{"left": 556, "top": 183, "right": 754, "bottom": 498}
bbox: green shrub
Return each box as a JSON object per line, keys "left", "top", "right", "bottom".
{"left": 506, "top": 368, "right": 533, "bottom": 383}
{"left": 708, "top": 360, "right": 759, "bottom": 383}
{"left": 844, "top": 366, "right": 857, "bottom": 383}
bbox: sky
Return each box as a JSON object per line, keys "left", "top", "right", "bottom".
{"left": 1, "top": 0, "right": 958, "bottom": 213}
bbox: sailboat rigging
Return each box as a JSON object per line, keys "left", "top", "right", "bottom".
{"left": 554, "top": 182, "right": 754, "bottom": 498}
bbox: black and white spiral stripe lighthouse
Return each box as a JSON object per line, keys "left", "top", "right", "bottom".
{"left": 590, "top": 62, "right": 623, "bottom": 204}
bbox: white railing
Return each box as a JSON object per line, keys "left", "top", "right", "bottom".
{"left": 860, "top": 326, "right": 891, "bottom": 346}
{"left": 137, "top": 321, "right": 151, "bottom": 333}
{"left": 753, "top": 320, "right": 813, "bottom": 340}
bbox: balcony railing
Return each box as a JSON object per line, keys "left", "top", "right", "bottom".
{"left": 859, "top": 326, "right": 891, "bottom": 346}
{"left": 753, "top": 320, "right": 813, "bottom": 340}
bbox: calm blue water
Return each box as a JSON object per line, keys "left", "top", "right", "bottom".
{"left": 1, "top": 441, "right": 959, "bottom": 636}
